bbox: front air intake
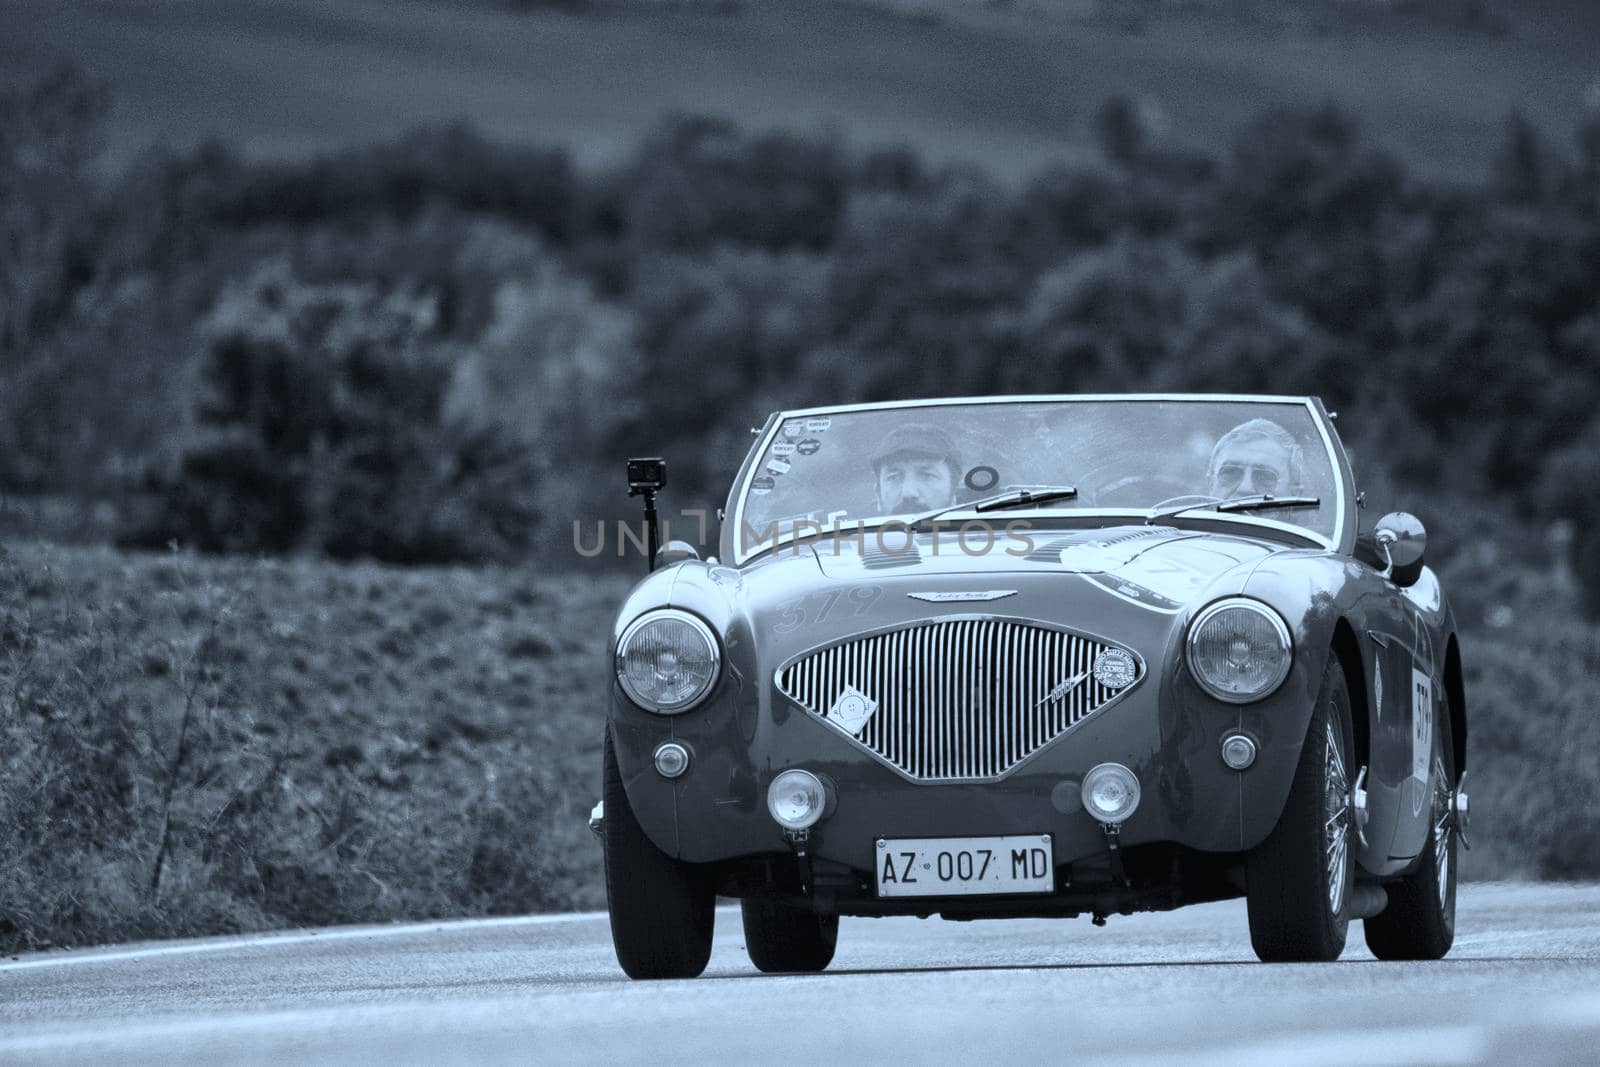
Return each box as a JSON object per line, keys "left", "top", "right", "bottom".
{"left": 774, "top": 617, "right": 1141, "bottom": 782}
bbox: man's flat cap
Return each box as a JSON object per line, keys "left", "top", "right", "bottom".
{"left": 870, "top": 423, "right": 961, "bottom": 473}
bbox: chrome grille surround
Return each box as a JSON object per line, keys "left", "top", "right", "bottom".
{"left": 774, "top": 616, "right": 1145, "bottom": 783}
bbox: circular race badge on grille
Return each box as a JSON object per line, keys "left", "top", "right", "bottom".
{"left": 1093, "top": 648, "right": 1137, "bottom": 690}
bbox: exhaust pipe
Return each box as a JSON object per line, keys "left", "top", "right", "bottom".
{"left": 1345, "top": 882, "right": 1388, "bottom": 920}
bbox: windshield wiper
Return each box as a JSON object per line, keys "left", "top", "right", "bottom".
{"left": 974, "top": 487, "right": 1079, "bottom": 513}
{"left": 905, "top": 485, "right": 1078, "bottom": 531}
{"left": 1146, "top": 494, "right": 1321, "bottom": 525}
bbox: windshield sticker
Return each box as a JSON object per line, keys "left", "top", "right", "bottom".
{"left": 806, "top": 417, "right": 831, "bottom": 433}
{"left": 766, "top": 457, "right": 792, "bottom": 476}
{"left": 964, "top": 465, "right": 1000, "bottom": 492}
{"left": 772, "top": 441, "right": 797, "bottom": 458}
{"left": 798, "top": 438, "right": 822, "bottom": 455}
{"left": 750, "top": 476, "right": 775, "bottom": 495}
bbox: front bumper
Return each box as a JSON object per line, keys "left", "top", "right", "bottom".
{"left": 606, "top": 651, "right": 1317, "bottom": 875}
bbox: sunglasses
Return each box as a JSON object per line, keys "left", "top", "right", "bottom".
{"left": 1215, "top": 463, "right": 1282, "bottom": 493}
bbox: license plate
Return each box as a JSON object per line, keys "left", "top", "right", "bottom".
{"left": 875, "top": 834, "right": 1054, "bottom": 897}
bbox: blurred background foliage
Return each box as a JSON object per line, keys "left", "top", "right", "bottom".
{"left": 2, "top": 59, "right": 1599, "bottom": 948}
{"left": 3, "top": 69, "right": 1598, "bottom": 585}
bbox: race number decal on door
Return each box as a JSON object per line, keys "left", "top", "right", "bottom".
{"left": 1411, "top": 667, "right": 1433, "bottom": 784}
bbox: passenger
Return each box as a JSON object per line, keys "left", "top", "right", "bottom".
{"left": 1207, "top": 418, "right": 1303, "bottom": 499}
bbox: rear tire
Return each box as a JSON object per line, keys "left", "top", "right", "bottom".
{"left": 740, "top": 896, "right": 838, "bottom": 974}
{"left": 1246, "top": 656, "right": 1355, "bottom": 962}
{"left": 1364, "top": 706, "right": 1457, "bottom": 960}
{"left": 602, "top": 731, "right": 715, "bottom": 979}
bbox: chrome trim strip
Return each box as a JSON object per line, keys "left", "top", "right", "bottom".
{"left": 767, "top": 393, "right": 1320, "bottom": 419}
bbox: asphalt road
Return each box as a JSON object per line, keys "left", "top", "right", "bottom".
{"left": 2, "top": 883, "right": 1597, "bottom": 1065}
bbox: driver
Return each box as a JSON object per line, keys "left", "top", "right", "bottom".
{"left": 1207, "top": 418, "right": 1303, "bottom": 499}
{"left": 871, "top": 423, "right": 961, "bottom": 514}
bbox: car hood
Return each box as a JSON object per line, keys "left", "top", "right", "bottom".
{"left": 618, "top": 524, "right": 1309, "bottom": 721}
{"left": 805, "top": 524, "right": 1276, "bottom": 612}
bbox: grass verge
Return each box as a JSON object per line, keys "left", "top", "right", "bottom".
{"left": 0, "top": 541, "right": 629, "bottom": 953}
{"left": 1, "top": 535, "right": 1593, "bottom": 953}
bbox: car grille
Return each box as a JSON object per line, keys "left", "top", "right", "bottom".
{"left": 774, "top": 618, "right": 1139, "bottom": 782}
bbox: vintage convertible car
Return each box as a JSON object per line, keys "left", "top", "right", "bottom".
{"left": 592, "top": 394, "right": 1470, "bottom": 978}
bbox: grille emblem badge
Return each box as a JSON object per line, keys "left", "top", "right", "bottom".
{"left": 906, "top": 590, "right": 1017, "bottom": 603}
{"left": 827, "top": 684, "right": 879, "bottom": 736}
{"left": 1036, "top": 670, "right": 1090, "bottom": 710}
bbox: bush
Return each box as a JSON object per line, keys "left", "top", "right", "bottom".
{"left": 0, "top": 65, "right": 107, "bottom": 357}
{"left": 622, "top": 116, "right": 847, "bottom": 253}
{"left": 126, "top": 261, "right": 541, "bottom": 563}
{"left": 214, "top": 124, "right": 575, "bottom": 241}
{"left": 5, "top": 63, "right": 1600, "bottom": 607}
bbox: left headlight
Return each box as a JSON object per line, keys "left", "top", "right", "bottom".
{"left": 1186, "top": 597, "right": 1292, "bottom": 704}
{"left": 615, "top": 608, "right": 721, "bottom": 714}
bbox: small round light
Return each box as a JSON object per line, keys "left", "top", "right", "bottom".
{"left": 767, "top": 769, "right": 827, "bottom": 831}
{"left": 1080, "top": 763, "right": 1141, "bottom": 824}
{"left": 1186, "top": 598, "right": 1293, "bottom": 704}
{"left": 1220, "top": 733, "right": 1257, "bottom": 771}
{"left": 654, "top": 742, "right": 690, "bottom": 779}
{"left": 1093, "top": 648, "right": 1138, "bottom": 690}
{"left": 615, "top": 608, "right": 721, "bottom": 714}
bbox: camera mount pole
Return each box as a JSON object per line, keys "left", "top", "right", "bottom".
{"left": 630, "top": 484, "right": 659, "bottom": 572}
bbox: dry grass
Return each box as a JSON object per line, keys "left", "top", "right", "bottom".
{"left": 1, "top": 533, "right": 1591, "bottom": 953}
{"left": 0, "top": 541, "right": 631, "bottom": 953}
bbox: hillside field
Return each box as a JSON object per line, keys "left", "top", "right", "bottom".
{"left": 3, "top": 0, "right": 1596, "bottom": 181}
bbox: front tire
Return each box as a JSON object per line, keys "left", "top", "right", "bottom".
{"left": 601, "top": 731, "right": 715, "bottom": 979}
{"left": 1246, "top": 656, "right": 1355, "bottom": 962}
{"left": 1364, "top": 706, "right": 1457, "bottom": 960}
{"left": 740, "top": 896, "right": 838, "bottom": 974}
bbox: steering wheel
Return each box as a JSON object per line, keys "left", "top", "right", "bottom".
{"left": 1091, "top": 473, "right": 1192, "bottom": 509}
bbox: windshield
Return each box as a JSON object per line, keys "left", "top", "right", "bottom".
{"left": 730, "top": 397, "right": 1347, "bottom": 563}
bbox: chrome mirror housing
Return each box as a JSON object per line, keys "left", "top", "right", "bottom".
{"left": 1374, "top": 511, "right": 1426, "bottom": 588}
{"left": 655, "top": 539, "right": 701, "bottom": 567}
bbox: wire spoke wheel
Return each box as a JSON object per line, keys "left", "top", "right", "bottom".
{"left": 1363, "top": 684, "right": 1458, "bottom": 961}
{"left": 1246, "top": 656, "right": 1353, "bottom": 962}
{"left": 1323, "top": 719, "right": 1350, "bottom": 916}
{"left": 1432, "top": 753, "right": 1452, "bottom": 911}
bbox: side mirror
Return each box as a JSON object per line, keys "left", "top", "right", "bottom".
{"left": 655, "top": 539, "right": 700, "bottom": 567}
{"left": 1374, "top": 511, "right": 1426, "bottom": 588}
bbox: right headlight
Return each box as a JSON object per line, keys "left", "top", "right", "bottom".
{"left": 615, "top": 608, "right": 721, "bottom": 714}
{"left": 1185, "top": 597, "right": 1292, "bottom": 704}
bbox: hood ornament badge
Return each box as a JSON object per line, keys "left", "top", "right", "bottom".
{"left": 906, "top": 590, "right": 1017, "bottom": 603}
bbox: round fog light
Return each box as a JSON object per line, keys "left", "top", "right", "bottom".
{"left": 654, "top": 742, "right": 690, "bottom": 779}
{"left": 1080, "top": 763, "right": 1141, "bottom": 825}
{"left": 1220, "top": 733, "right": 1257, "bottom": 771}
{"left": 767, "top": 769, "right": 826, "bottom": 831}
